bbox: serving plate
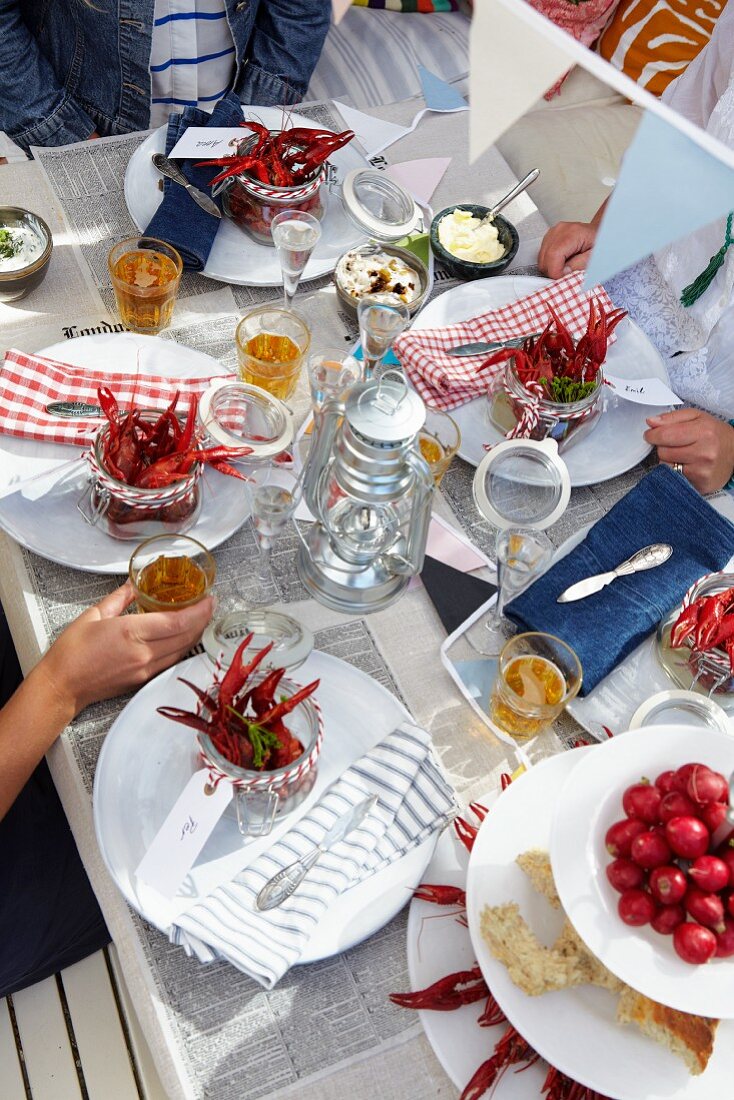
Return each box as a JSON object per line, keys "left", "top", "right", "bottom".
{"left": 411, "top": 275, "right": 669, "bottom": 486}
{"left": 93, "top": 649, "right": 437, "bottom": 964}
{"left": 466, "top": 751, "right": 734, "bottom": 1099}
{"left": 124, "top": 106, "right": 370, "bottom": 286}
{"left": 551, "top": 724, "right": 734, "bottom": 1018}
{"left": 0, "top": 334, "right": 250, "bottom": 573}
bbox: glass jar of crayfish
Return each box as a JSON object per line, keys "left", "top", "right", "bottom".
{"left": 79, "top": 416, "right": 203, "bottom": 541}
{"left": 219, "top": 134, "right": 326, "bottom": 246}
{"left": 197, "top": 672, "right": 323, "bottom": 837}
{"left": 489, "top": 358, "right": 604, "bottom": 447}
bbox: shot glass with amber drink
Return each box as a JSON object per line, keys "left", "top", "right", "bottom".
{"left": 108, "top": 237, "right": 182, "bottom": 335}
{"left": 235, "top": 307, "right": 310, "bottom": 401}
{"left": 416, "top": 406, "right": 461, "bottom": 486}
{"left": 129, "top": 534, "right": 216, "bottom": 613}
{"left": 489, "top": 632, "right": 582, "bottom": 741}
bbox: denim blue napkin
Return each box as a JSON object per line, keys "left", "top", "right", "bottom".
{"left": 505, "top": 466, "right": 734, "bottom": 695}
{"left": 144, "top": 92, "right": 243, "bottom": 271}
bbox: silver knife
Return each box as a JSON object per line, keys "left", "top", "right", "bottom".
{"left": 447, "top": 335, "right": 543, "bottom": 357}
{"left": 255, "top": 795, "right": 378, "bottom": 911}
{"left": 152, "top": 153, "right": 222, "bottom": 219}
{"left": 556, "top": 544, "right": 673, "bottom": 603}
{"left": 46, "top": 401, "right": 104, "bottom": 419}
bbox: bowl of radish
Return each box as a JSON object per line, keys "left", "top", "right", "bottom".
{"left": 550, "top": 724, "right": 734, "bottom": 1018}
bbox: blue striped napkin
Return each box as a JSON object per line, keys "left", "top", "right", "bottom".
{"left": 170, "top": 723, "right": 457, "bottom": 988}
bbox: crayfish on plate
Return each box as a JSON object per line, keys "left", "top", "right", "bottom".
{"left": 196, "top": 120, "right": 355, "bottom": 188}
{"left": 158, "top": 634, "right": 320, "bottom": 772}
{"left": 482, "top": 299, "right": 627, "bottom": 405}
{"left": 96, "top": 387, "right": 253, "bottom": 489}
{"left": 670, "top": 582, "right": 734, "bottom": 672}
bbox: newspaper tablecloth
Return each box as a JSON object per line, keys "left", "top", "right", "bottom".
{"left": 0, "top": 97, "right": 654, "bottom": 1100}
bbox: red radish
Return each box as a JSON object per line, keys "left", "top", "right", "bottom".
{"left": 715, "top": 916, "right": 734, "bottom": 958}
{"left": 673, "top": 921, "right": 717, "bottom": 964}
{"left": 618, "top": 888, "right": 656, "bottom": 927}
{"left": 631, "top": 831, "right": 672, "bottom": 869}
{"left": 655, "top": 770, "right": 677, "bottom": 795}
{"left": 700, "top": 801, "right": 729, "bottom": 833}
{"left": 659, "top": 791, "right": 697, "bottom": 823}
{"left": 622, "top": 782, "right": 662, "bottom": 824}
{"left": 726, "top": 892, "right": 734, "bottom": 919}
{"left": 651, "top": 904, "right": 686, "bottom": 935}
{"left": 716, "top": 845, "right": 734, "bottom": 880}
{"left": 672, "top": 763, "right": 706, "bottom": 793}
{"left": 649, "top": 865, "right": 687, "bottom": 905}
{"left": 665, "top": 816, "right": 710, "bottom": 860}
{"left": 689, "top": 854, "right": 730, "bottom": 893}
{"left": 606, "top": 858, "right": 645, "bottom": 893}
{"left": 687, "top": 765, "right": 728, "bottom": 806}
{"left": 685, "top": 886, "right": 725, "bottom": 932}
{"left": 605, "top": 818, "right": 647, "bottom": 858}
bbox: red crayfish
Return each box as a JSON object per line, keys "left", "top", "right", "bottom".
{"left": 670, "top": 583, "right": 734, "bottom": 671}
{"left": 158, "top": 634, "right": 319, "bottom": 772}
{"left": 97, "top": 387, "right": 252, "bottom": 488}
{"left": 197, "top": 120, "right": 355, "bottom": 188}
{"left": 480, "top": 300, "right": 627, "bottom": 404}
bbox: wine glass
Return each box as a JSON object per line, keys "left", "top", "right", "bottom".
{"left": 270, "top": 210, "right": 322, "bottom": 310}
{"left": 357, "top": 293, "right": 410, "bottom": 380}
{"left": 469, "top": 527, "right": 553, "bottom": 656}
{"left": 306, "top": 348, "right": 362, "bottom": 411}
{"left": 248, "top": 465, "right": 302, "bottom": 585}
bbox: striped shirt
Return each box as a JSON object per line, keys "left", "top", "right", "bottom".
{"left": 150, "top": 0, "right": 237, "bottom": 127}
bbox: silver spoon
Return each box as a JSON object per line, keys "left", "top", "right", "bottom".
{"left": 484, "top": 169, "right": 540, "bottom": 222}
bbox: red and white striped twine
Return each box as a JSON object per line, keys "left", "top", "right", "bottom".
{"left": 84, "top": 447, "right": 201, "bottom": 507}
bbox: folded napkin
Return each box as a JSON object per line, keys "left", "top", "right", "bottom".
{"left": 505, "top": 465, "right": 734, "bottom": 694}
{"left": 0, "top": 348, "right": 232, "bottom": 445}
{"left": 144, "top": 91, "right": 243, "bottom": 270}
{"left": 170, "top": 722, "right": 457, "bottom": 988}
{"left": 393, "top": 272, "right": 617, "bottom": 410}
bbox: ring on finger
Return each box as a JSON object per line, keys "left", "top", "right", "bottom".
{"left": 671, "top": 462, "right": 684, "bottom": 475}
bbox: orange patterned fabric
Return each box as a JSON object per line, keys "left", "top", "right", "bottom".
{"left": 598, "top": 0, "right": 727, "bottom": 96}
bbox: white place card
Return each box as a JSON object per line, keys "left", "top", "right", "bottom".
{"left": 135, "top": 768, "right": 233, "bottom": 898}
{"left": 605, "top": 373, "right": 683, "bottom": 407}
{"left": 168, "top": 128, "right": 245, "bottom": 160}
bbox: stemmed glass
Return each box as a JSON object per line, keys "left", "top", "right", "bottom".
{"left": 248, "top": 465, "right": 302, "bottom": 585}
{"left": 357, "top": 293, "right": 410, "bottom": 380}
{"left": 270, "top": 210, "right": 322, "bottom": 310}
{"left": 306, "top": 349, "right": 362, "bottom": 410}
{"left": 469, "top": 527, "right": 553, "bottom": 656}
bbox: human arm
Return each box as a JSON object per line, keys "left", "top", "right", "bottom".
{"left": 644, "top": 409, "right": 734, "bottom": 495}
{"left": 236, "top": 0, "right": 331, "bottom": 106}
{"left": 0, "top": 2, "right": 97, "bottom": 153}
{"left": 0, "top": 583, "right": 213, "bottom": 821}
{"left": 537, "top": 198, "right": 609, "bottom": 279}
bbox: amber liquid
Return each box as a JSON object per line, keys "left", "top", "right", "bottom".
{"left": 111, "top": 250, "right": 180, "bottom": 334}
{"left": 417, "top": 432, "right": 448, "bottom": 485}
{"left": 490, "top": 655, "right": 566, "bottom": 740}
{"left": 238, "top": 332, "right": 303, "bottom": 400}
{"left": 134, "top": 554, "right": 209, "bottom": 612}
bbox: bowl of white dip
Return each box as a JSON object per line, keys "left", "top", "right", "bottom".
{"left": 430, "top": 204, "right": 518, "bottom": 280}
{"left": 334, "top": 242, "right": 429, "bottom": 317}
{"left": 0, "top": 207, "right": 53, "bottom": 302}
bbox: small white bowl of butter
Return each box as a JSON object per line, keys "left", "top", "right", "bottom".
{"left": 430, "top": 204, "right": 518, "bottom": 281}
{"left": 0, "top": 207, "right": 53, "bottom": 302}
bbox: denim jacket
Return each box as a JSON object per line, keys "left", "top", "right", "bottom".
{"left": 0, "top": 0, "right": 330, "bottom": 153}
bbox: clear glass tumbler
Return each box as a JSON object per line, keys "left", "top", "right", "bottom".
{"left": 489, "top": 632, "right": 582, "bottom": 741}
{"left": 235, "top": 307, "right": 311, "bottom": 401}
{"left": 108, "top": 237, "right": 182, "bottom": 334}
{"left": 416, "top": 405, "right": 461, "bottom": 485}
{"left": 128, "top": 534, "right": 216, "bottom": 612}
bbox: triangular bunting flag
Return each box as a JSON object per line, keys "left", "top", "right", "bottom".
{"left": 585, "top": 110, "right": 734, "bottom": 287}
{"left": 417, "top": 65, "right": 468, "bottom": 113}
{"left": 420, "top": 555, "right": 496, "bottom": 636}
{"left": 470, "top": 0, "right": 574, "bottom": 161}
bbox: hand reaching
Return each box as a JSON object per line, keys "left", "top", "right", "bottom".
{"left": 644, "top": 410, "right": 734, "bottom": 495}
{"left": 537, "top": 221, "right": 599, "bottom": 279}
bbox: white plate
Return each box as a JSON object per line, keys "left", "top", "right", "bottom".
{"left": 93, "top": 649, "right": 437, "bottom": 963}
{"left": 551, "top": 724, "right": 734, "bottom": 1018}
{"left": 405, "top": 792, "right": 546, "bottom": 1098}
{"left": 0, "top": 334, "right": 250, "bottom": 573}
{"left": 411, "top": 276, "right": 668, "bottom": 486}
{"left": 466, "top": 752, "right": 734, "bottom": 1099}
{"left": 124, "top": 106, "right": 370, "bottom": 286}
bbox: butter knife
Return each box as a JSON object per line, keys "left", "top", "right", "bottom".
{"left": 556, "top": 544, "right": 673, "bottom": 603}
{"left": 447, "top": 334, "right": 542, "bottom": 357}
{"left": 152, "top": 153, "right": 221, "bottom": 219}
{"left": 46, "top": 401, "right": 104, "bottom": 418}
{"left": 255, "top": 795, "right": 378, "bottom": 911}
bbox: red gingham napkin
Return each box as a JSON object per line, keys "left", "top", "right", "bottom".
{"left": 393, "top": 273, "right": 619, "bottom": 410}
{"left": 0, "top": 348, "right": 236, "bottom": 446}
